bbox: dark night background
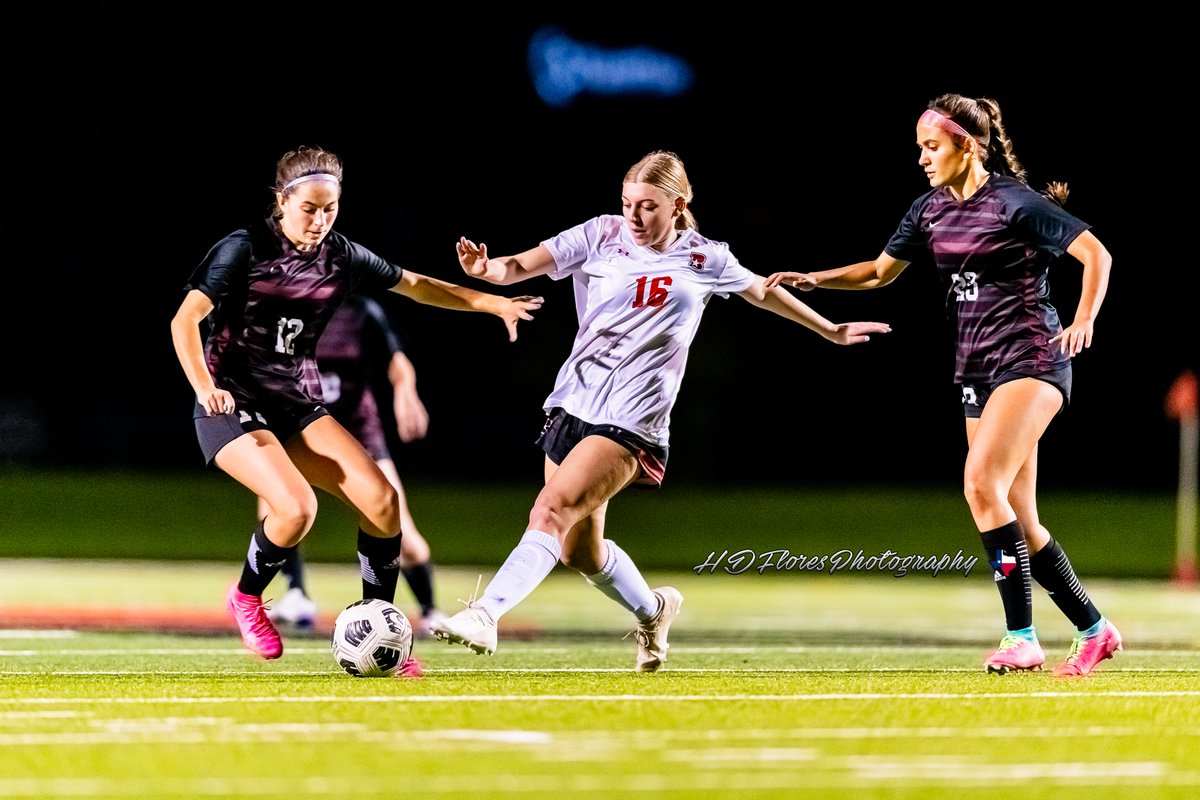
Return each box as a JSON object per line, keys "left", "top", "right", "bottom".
{"left": 2, "top": 14, "right": 1192, "bottom": 493}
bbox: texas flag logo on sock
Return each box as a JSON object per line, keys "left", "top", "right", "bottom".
{"left": 989, "top": 549, "right": 1017, "bottom": 580}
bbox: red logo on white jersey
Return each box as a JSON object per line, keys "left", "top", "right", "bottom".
{"left": 688, "top": 252, "right": 706, "bottom": 271}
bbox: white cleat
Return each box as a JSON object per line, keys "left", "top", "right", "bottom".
{"left": 430, "top": 603, "right": 498, "bottom": 656}
{"left": 634, "top": 587, "right": 683, "bottom": 673}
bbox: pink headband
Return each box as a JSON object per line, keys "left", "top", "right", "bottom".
{"left": 918, "top": 109, "right": 975, "bottom": 141}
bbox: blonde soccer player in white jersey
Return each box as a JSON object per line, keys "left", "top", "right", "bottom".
{"left": 431, "top": 150, "right": 891, "bottom": 671}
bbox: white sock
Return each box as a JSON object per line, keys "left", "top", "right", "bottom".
{"left": 478, "top": 530, "right": 562, "bottom": 619}
{"left": 586, "top": 539, "right": 660, "bottom": 622}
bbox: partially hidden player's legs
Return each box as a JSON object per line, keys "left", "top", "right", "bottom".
{"left": 431, "top": 435, "right": 639, "bottom": 655}
{"left": 965, "top": 378, "right": 1060, "bottom": 673}
{"left": 287, "top": 416, "right": 403, "bottom": 604}
{"left": 215, "top": 430, "right": 317, "bottom": 659}
{"left": 1006, "top": 424, "right": 1121, "bottom": 677}
{"left": 375, "top": 457, "right": 439, "bottom": 631}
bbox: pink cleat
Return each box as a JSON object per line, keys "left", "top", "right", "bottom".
{"left": 396, "top": 656, "right": 425, "bottom": 679}
{"left": 984, "top": 634, "right": 1045, "bottom": 674}
{"left": 1053, "top": 622, "right": 1123, "bottom": 678}
{"left": 226, "top": 584, "right": 283, "bottom": 660}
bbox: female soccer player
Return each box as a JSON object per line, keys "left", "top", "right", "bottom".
{"left": 765, "top": 94, "right": 1120, "bottom": 677}
{"left": 430, "top": 150, "right": 890, "bottom": 671}
{"left": 170, "top": 145, "right": 542, "bottom": 663}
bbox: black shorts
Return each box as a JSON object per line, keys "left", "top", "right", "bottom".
{"left": 193, "top": 401, "right": 330, "bottom": 465}
{"left": 959, "top": 364, "right": 1072, "bottom": 419}
{"left": 536, "top": 407, "right": 668, "bottom": 489}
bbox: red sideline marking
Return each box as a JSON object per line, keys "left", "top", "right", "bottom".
{"left": 0, "top": 606, "right": 543, "bottom": 639}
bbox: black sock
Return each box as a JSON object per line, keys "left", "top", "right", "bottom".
{"left": 280, "top": 549, "right": 307, "bottom": 594}
{"left": 237, "top": 520, "right": 297, "bottom": 596}
{"left": 358, "top": 529, "right": 402, "bottom": 603}
{"left": 401, "top": 561, "right": 437, "bottom": 616}
{"left": 981, "top": 520, "right": 1033, "bottom": 631}
{"left": 1029, "top": 537, "right": 1102, "bottom": 631}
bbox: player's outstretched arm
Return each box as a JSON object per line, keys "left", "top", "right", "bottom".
{"left": 764, "top": 253, "right": 909, "bottom": 291}
{"left": 456, "top": 238, "right": 557, "bottom": 286}
{"left": 390, "top": 271, "right": 544, "bottom": 342}
{"left": 738, "top": 275, "right": 891, "bottom": 345}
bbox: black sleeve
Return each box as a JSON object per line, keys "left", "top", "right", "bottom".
{"left": 343, "top": 237, "right": 404, "bottom": 294}
{"left": 1009, "top": 193, "right": 1091, "bottom": 257}
{"left": 183, "top": 230, "right": 253, "bottom": 302}
{"left": 883, "top": 195, "right": 931, "bottom": 263}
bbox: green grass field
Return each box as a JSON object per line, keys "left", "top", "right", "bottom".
{"left": 2, "top": 558, "right": 1199, "bottom": 799}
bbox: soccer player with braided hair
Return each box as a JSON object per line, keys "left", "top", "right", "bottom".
{"left": 766, "top": 94, "right": 1120, "bottom": 677}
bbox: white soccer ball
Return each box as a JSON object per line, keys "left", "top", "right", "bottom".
{"left": 331, "top": 599, "right": 413, "bottom": 678}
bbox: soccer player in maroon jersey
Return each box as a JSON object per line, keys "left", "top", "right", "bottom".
{"left": 766, "top": 94, "right": 1120, "bottom": 677}
{"left": 258, "top": 294, "right": 445, "bottom": 637}
{"left": 170, "top": 146, "right": 542, "bottom": 664}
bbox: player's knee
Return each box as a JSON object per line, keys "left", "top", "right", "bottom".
{"left": 528, "top": 496, "right": 570, "bottom": 537}
{"left": 963, "top": 469, "right": 1004, "bottom": 513}
{"left": 269, "top": 489, "right": 319, "bottom": 537}
{"left": 363, "top": 481, "right": 402, "bottom": 535}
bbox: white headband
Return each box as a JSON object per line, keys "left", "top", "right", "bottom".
{"left": 282, "top": 173, "right": 340, "bottom": 191}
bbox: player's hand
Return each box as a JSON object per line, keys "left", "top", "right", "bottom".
{"left": 457, "top": 237, "right": 489, "bottom": 278}
{"left": 499, "top": 295, "right": 544, "bottom": 342}
{"left": 198, "top": 388, "right": 235, "bottom": 416}
{"left": 1049, "top": 320, "right": 1093, "bottom": 357}
{"left": 827, "top": 321, "right": 891, "bottom": 345}
{"left": 394, "top": 388, "right": 430, "bottom": 443}
{"left": 764, "top": 271, "right": 820, "bottom": 291}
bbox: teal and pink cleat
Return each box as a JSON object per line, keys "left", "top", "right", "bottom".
{"left": 1053, "top": 622, "right": 1123, "bottom": 678}
{"left": 984, "top": 634, "right": 1045, "bottom": 674}
{"left": 226, "top": 584, "right": 283, "bottom": 660}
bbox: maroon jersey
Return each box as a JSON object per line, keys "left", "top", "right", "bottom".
{"left": 316, "top": 295, "right": 405, "bottom": 458}
{"left": 185, "top": 217, "right": 403, "bottom": 412}
{"left": 885, "top": 175, "right": 1089, "bottom": 385}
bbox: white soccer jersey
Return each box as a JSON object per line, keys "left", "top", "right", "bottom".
{"left": 541, "top": 214, "right": 755, "bottom": 446}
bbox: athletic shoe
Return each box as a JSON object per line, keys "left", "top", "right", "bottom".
{"left": 226, "top": 584, "right": 283, "bottom": 660}
{"left": 634, "top": 587, "right": 683, "bottom": 673}
{"left": 430, "top": 603, "right": 497, "bottom": 655}
{"left": 412, "top": 609, "right": 447, "bottom": 639}
{"left": 266, "top": 587, "right": 317, "bottom": 629}
{"left": 396, "top": 656, "right": 424, "bottom": 679}
{"left": 1052, "top": 621, "right": 1123, "bottom": 678}
{"left": 984, "top": 634, "right": 1045, "bottom": 674}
